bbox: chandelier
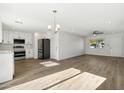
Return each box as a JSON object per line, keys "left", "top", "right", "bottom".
{"left": 48, "top": 10, "right": 60, "bottom": 33}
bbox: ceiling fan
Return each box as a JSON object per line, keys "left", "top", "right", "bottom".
{"left": 92, "top": 31, "right": 104, "bottom": 36}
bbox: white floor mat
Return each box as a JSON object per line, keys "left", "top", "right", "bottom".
{"left": 40, "top": 61, "right": 60, "bottom": 67}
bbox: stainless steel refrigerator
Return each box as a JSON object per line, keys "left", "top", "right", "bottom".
{"left": 38, "top": 39, "right": 50, "bottom": 59}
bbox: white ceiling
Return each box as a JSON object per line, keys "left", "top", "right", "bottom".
{"left": 0, "top": 3, "right": 124, "bottom": 36}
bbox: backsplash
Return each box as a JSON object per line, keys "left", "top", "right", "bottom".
{"left": 0, "top": 44, "right": 33, "bottom": 51}
{"left": 0, "top": 44, "right": 13, "bottom": 51}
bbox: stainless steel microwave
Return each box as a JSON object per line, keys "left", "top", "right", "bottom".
{"left": 14, "top": 39, "right": 25, "bottom": 44}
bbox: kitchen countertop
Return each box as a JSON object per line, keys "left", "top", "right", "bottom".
{"left": 0, "top": 50, "right": 14, "bottom": 54}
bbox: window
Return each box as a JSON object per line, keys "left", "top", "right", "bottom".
{"left": 89, "top": 39, "right": 105, "bottom": 48}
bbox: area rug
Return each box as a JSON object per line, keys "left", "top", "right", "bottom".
{"left": 40, "top": 61, "right": 60, "bottom": 67}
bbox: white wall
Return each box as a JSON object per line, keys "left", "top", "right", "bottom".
{"left": 85, "top": 33, "right": 124, "bottom": 57}
{"left": 122, "top": 33, "right": 124, "bottom": 57}
{"left": 0, "top": 22, "right": 2, "bottom": 43}
{"left": 58, "top": 31, "right": 85, "bottom": 60}
{"left": 34, "top": 31, "right": 85, "bottom": 60}
{"left": 33, "top": 33, "right": 39, "bottom": 59}
{"left": 50, "top": 32, "right": 59, "bottom": 60}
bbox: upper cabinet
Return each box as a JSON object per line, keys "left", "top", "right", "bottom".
{"left": 3, "top": 31, "right": 33, "bottom": 44}
{"left": 3, "top": 31, "right": 13, "bottom": 44}
{"left": 0, "top": 22, "right": 2, "bottom": 43}
{"left": 25, "top": 33, "right": 32, "bottom": 44}
{"left": 4, "top": 31, "right": 13, "bottom": 44}
{"left": 13, "top": 31, "right": 25, "bottom": 39}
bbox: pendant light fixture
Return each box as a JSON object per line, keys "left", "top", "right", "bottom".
{"left": 48, "top": 10, "right": 60, "bottom": 33}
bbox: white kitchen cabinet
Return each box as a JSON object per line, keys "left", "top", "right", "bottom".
{"left": 26, "top": 49, "right": 33, "bottom": 58}
{"left": 3, "top": 31, "right": 8, "bottom": 44}
{"left": 25, "top": 46, "right": 33, "bottom": 58}
{"left": 21, "top": 32, "right": 25, "bottom": 39}
{"left": 0, "top": 22, "right": 2, "bottom": 43}
{"left": 18, "top": 32, "right": 25, "bottom": 39}
{"left": 13, "top": 31, "right": 21, "bottom": 39}
{"left": 25, "top": 33, "right": 28, "bottom": 44}
{"left": 13, "top": 31, "right": 18, "bottom": 39}
{"left": 0, "top": 51, "right": 14, "bottom": 83}
{"left": 3, "top": 31, "right": 13, "bottom": 44}
{"left": 3, "top": 31, "right": 33, "bottom": 45}
{"left": 25, "top": 33, "right": 33, "bottom": 44}
{"left": 28, "top": 34, "right": 33, "bottom": 44}
{"left": 13, "top": 31, "right": 25, "bottom": 39}
{"left": 9, "top": 31, "right": 14, "bottom": 44}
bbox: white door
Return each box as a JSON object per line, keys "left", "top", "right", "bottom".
{"left": 108, "top": 36, "right": 122, "bottom": 57}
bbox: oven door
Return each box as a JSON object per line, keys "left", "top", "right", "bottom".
{"left": 14, "top": 51, "right": 25, "bottom": 60}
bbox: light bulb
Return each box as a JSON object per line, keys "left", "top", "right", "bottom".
{"left": 48, "top": 25, "right": 52, "bottom": 31}
{"left": 55, "top": 24, "right": 60, "bottom": 31}
{"left": 93, "top": 34, "right": 96, "bottom": 37}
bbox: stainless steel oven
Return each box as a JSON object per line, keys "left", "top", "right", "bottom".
{"left": 13, "top": 46, "right": 25, "bottom": 60}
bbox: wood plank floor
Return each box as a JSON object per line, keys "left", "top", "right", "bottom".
{"left": 0, "top": 55, "right": 124, "bottom": 90}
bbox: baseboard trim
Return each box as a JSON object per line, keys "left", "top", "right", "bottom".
{"left": 85, "top": 54, "right": 124, "bottom": 58}
{"left": 57, "top": 54, "right": 85, "bottom": 61}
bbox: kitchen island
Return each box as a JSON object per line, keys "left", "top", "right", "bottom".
{"left": 0, "top": 51, "right": 14, "bottom": 83}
